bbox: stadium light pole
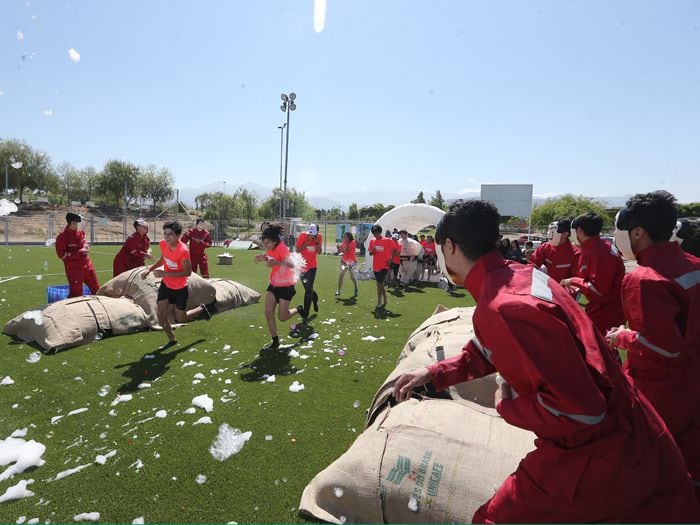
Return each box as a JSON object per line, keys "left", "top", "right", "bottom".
{"left": 279, "top": 92, "right": 297, "bottom": 220}
{"left": 277, "top": 123, "right": 286, "bottom": 218}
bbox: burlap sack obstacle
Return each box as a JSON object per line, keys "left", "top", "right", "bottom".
{"left": 97, "top": 268, "right": 260, "bottom": 327}
{"left": 3, "top": 296, "right": 149, "bottom": 353}
{"left": 299, "top": 306, "right": 536, "bottom": 524}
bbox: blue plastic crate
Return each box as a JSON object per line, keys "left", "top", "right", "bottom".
{"left": 47, "top": 284, "right": 91, "bottom": 303}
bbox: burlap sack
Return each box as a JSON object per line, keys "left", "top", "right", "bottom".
{"left": 3, "top": 296, "right": 148, "bottom": 352}
{"left": 210, "top": 278, "right": 261, "bottom": 312}
{"left": 299, "top": 398, "right": 535, "bottom": 524}
{"left": 299, "top": 306, "right": 536, "bottom": 523}
{"left": 97, "top": 268, "right": 217, "bottom": 326}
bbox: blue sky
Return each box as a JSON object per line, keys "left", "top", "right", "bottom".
{"left": 1, "top": 0, "right": 699, "bottom": 202}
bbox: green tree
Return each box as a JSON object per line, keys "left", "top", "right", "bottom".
{"left": 139, "top": 164, "right": 175, "bottom": 211}
{"left": 678, "top": 202, "right": 700, "bottom": 217}
{"left": 236, "top": 187, "right": 258, "bottom": 227}
{"left": 411, "top": 191, "right": 426, "bottom": 204}
{"left": 96, "top": 159, "right": 140, "bottom": 208}
{"left": 429, "top": 190, "right": 445, "bottom": 210}
{"left": 530, "top": 194, "right": 612, "bottom": 231}
{"left": 359, "top": 203, "right": 395, "bottom": 222}
{"left": 348, "top": 202, "right": 359, "bottom": 221}
{"left": 258, "top": 188, "right": 313, "bottom": 220}
{"left": 195, "top": 192, "right": 213, "bottom": 214}
{"left": 55, "top": 162, "right": 81, "bottom": 203}
{"left": 78, "top": 167, "right": 99, "bottom": 202}
{"left": 0, "top": 138, "right": 56, "bottom": 203}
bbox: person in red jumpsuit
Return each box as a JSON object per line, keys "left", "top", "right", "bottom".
{"left": 393, "top": 199, "right": 699, "bottom": 523}
{"left": 529, "top": 218, "right": 580, "bottom": 282}
{"left": 181, "top": 218, "right": 212, "bottom": 278}
{"left": 112, "top": 218, "right": 153, "bottom": 277}
{"left": 606, "top": 190, "right": 700, "bottom": 501}
{"left": 561, "top": 212, "right": 625, "bottom": 334}
{"left": 55, "top": 212, "right": 100, "bottom": 298}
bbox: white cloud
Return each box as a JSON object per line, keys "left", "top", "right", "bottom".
{"left": 68, "top": 48, "right": 81, "bottom": 62}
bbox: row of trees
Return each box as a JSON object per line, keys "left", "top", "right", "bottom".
{"left": 4, "top": 138, "right": 697, "bottom": 229}
{"left": 1, "top": 138, "right": 175, "bottom": 210}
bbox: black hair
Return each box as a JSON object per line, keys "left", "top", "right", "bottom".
{"left": 163, "top": 221, "right": 182, "bottom": 235}
{"left": 261, "top": 223, "right": 284, "bottom": 244}
{"left": 344, "top": 232, "right": 354, "bottom": 242}
{"left": 66, "top": 212, "right": 81, "bottom": 224}
{"left": 571, "top": 212, "right": 603, "bottom": 237}
{"left": 621, "top": 191, "right": 678, "bottom": 242}
{"left": 555, "top": 218, "right": 572, "bottom": 233}
{"left": 434, "top": 199, "right": 500, "bottom": 260}
{"left": 371, "top": 224, "right": 383, "bottom": 235}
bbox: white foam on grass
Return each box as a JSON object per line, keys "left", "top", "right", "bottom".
{"left": 132, "top": 517, "right": 144, "bottom": 524}
{"left": 193, "top": 417, "right": 212, "bottom": 425}
{"left": 54, "top": 463, "right": 90, "bottom": 480}
{"left": 193, "top": 373, "right": 205, "bottom": 380}
{"left": 25, "top": 352, "right": 41, "bottom": 363}
{"left": 1, "top": 376, "right": 15, "bottom": 386}
{"left": 94, "top": 450, "right": 116, "bottom": 465}
{"left": 289, "top": 381, "right": 305, "bottom": 393}
{"left": 361, "top": 335, "right": 385, "bottom": 342}
{"left": 73, "top": 512, "right": 100, "bottom": 522}
{"left": 0, "top": 436, "right": 46, "bottom": 482}
{"left": 67, "top": 408, "right": 88, "bottom": 416}
{"left": 0, "top": 479, "right": 34, "bottom": 503}
{"left": 191, "top": 394, "right": 213, "bottom": 413}
{"left": 209, "top": 424, "right": 252, "bottom": 461}
{"left": 111, "top": 394, "right": 132, "bottom": 406}
{"left": 155, "top": 410, "right": 167, "bottom": 419}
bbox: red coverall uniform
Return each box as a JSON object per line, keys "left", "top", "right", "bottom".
{"left": 615, "top": 241, "right": 700, "bottom": 498}
{"left": 112, "top": 232, "right": 151, "bottom": 277}
{"left": 181, "top": 228, "right": 212, "bottom": 278}
{"left": 55, "top": 226, "right": 100, "bottom": 298}
{"left": 528, "top": 239, "right": 580, "bottom": 282}
{"left": 428, "top": 251, "right": 698, "bottom": 523}
{"left": 568, "top": 236, "right": 625, "bottom": 334}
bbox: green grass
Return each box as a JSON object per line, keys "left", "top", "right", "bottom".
{"left": 0, "top": 245, "right": 473, "bottom": 523}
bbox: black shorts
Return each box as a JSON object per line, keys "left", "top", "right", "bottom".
{"left": 267, "top": 284, "right": 296, "bottom": 302}
{"left": 374, "top": 269, "right": 389, "bottom": 283}
{"left": 157, "top": 281, "right": 189, "bottom": 310}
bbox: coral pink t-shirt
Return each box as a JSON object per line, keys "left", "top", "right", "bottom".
{"left": 296, "top": 232, "right": 322, "bottom": 270}
{"left": 341, "top": 240, "right": 357, "bottom": 264}
{"left": 160, "top": 239, "right": 190, "bottom": 290}
{"left": 268, "top": 242, "right": 295, "bottom": 287}
{"left": 369, "top": 237, "right": 395, "bottom": 271}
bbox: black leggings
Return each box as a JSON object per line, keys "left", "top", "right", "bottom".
{"left": 301, "top": 268, "right": 318, "bottom": 313}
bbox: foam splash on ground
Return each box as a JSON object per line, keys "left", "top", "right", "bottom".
{"left": 209, "top": 424, "right": 252, "bottom": 461}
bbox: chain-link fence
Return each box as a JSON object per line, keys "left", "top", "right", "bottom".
{"left": 1, "top": 211, "right": 378, "bottom": 252}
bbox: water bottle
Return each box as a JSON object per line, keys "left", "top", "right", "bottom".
{"left": 43, "top": 260, "right": 48, "bottom": 272}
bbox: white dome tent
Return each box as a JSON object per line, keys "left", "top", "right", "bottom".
{"left": 363, "top": 203, "right": 446, "bottom": 281}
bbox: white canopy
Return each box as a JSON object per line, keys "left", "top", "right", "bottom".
{"left": 363, "top": 203, "right": 445, "bottom": 267}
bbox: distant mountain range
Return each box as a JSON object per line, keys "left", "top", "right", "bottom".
{"left": 177, "top": 181, "right": 632, "bottom": 211}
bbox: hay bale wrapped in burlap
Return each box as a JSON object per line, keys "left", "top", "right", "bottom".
{"left": 299, "top": 306, "right": 536, "bottom": 524}
{"left": 97, "top": 267, "right": 217, "bottom": 326}
{"left": 3, "top": 296, "right": 149, "bottom": 353}
{"left": 209, "top": 278, "right": 261, "bottom": 311}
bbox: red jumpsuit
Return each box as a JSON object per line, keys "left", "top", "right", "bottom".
{"left": 112, "top": 232, "right": 151, "bottom": 277}
{"left": 528, "top": 239, "right": 580, "bottom": 282}
{"left": 428, "top": 251, "right": 698, "bottom": 523}
{"left": 568, "top": 236, "right": 626, "bottom": 334}
{"left": 181, "top": 227, "right": 212, "bottom": 278}
{"left": 55, "top": 226, "right": 100, "bottom": 298}
{"left": 615, "top": 241, "right": 700, "bottom": 499}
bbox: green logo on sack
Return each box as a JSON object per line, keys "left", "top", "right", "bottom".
{"left": 386, "top": 455, "right": 411, "bottom": 485}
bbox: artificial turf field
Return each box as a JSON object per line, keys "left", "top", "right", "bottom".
{"left": 0, "top": 244, "right": 472, "bottom": 523}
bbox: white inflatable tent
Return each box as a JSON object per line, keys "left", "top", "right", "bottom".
{"left": 363, "top": 203, "right": 445, "bottom": 273}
